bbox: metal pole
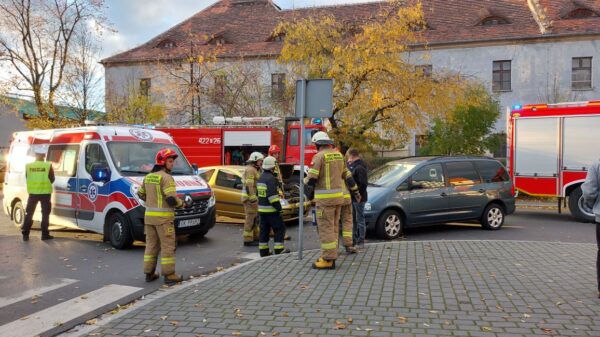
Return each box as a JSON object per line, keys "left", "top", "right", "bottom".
{"left": 298, "top": 79, "right": 306, "bottom": 260}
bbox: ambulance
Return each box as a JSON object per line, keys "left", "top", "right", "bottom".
{"left": 2, "top": 125, "right": 216, "bottom": 249}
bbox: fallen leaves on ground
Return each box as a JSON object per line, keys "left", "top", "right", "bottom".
{"left": 541, "top": 328, "right": 555, "bottom": 334}
{"left": 397, "top": 316, "right": 407, "bottom": 324}
{"left": 347, "top": 317, "right": 353, "bottom": 323}
{"left": 85, "top": 319, "right": 97, "bottom": 325}
{"left": 170, "top": 321, "right": 178, "bottom": 326}
{"left": 481, "top": 326, "right": 493, "bottom": 332}
{"left": 334, "top": 320, "right": 346, "bottom": 329}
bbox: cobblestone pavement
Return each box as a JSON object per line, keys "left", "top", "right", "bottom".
{"left": 86, "top": 241, "right": 599, "bottom": 337}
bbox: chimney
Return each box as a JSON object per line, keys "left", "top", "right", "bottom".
{"left": 527, "top": 0, "right": 553, "bottom": 34}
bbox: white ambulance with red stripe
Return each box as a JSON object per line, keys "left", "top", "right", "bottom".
{"left": 2, "top": 125, "right": 216, "bottom": 248}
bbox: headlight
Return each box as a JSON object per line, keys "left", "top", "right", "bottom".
{"left": 280, "top": 198, "right": 289, "bottom": 206}
{"left": 208, "top": 191, "right": 216, "bottom": 207}
{"left": 130, "top": 184, "right": 145, "bottom": 206}
{"left": 364, "top": 202, "right": 372, "bottom": 211}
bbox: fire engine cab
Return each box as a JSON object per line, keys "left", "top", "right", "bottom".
{"left": 2, "top": 126, "right": 216, "bottom": 249}
{"left": 508, "top": 101, "right": 600, "bottom": 222}
{"left": 157, "top": 116, "right": 325, "bottom": 172}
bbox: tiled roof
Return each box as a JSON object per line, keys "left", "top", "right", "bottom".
{"left": 101, "top": 0, "right": 600, "bottom": 65}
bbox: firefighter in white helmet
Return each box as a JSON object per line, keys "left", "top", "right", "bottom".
{"left": 241, "top": 151, "right": 264, "bottom": 246}
{"left": 257, "top": 156, "right": 290, "bottom": 257}
{"left": 306, "top": 131, "right": 360, "bottom": 269}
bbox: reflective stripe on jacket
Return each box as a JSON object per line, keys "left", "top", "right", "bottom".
{"left": 257, "top": 171, "right": 283, "bottom": 214}
{"left": 307, "top": 149, "right": 356, "bottom": 206}
{"left": 137, "top": 170, "right": 183, "bottom": 225}
{"left": 242, "top": 165, "right": 260, "bottom": 202}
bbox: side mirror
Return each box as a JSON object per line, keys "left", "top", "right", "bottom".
{"left": 192, "top": 163, "right": 199, "bottom": 175}
{"left": 91, "top": 164, "right": 111, "bottom": 183}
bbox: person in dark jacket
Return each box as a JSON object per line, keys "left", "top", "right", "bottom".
{"left": 581, "top": 159, "right": 600, "bottom": 299}
{"left": 256, "top": 156, "right": 290, "bottom": 257}
{"left": 347, "top": 148, "right": 368, "bottom": 248}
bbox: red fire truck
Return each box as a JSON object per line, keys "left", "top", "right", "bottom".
{"left": 508, "top": 101, "right": 600, "bottom": 222}
{"left": 157, "top": 116, "right": 325, "bottom": 170}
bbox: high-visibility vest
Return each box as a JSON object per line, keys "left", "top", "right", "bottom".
{"left": 25, "top": 161, "right": 53, "bottom": 195}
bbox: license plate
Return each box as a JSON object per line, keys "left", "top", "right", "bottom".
{"left": 178, "top": 218, "right": 201, "bottom": 228}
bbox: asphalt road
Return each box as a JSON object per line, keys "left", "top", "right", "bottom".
{"left": 0, "top": 203, "right": 596, "bottom": 336}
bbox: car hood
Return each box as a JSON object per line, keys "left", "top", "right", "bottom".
{"left": 366, "top": 185, "right": 389, "bottom": 204}
{"left": 126, "top": 176, "right": 211, "bottom": 197}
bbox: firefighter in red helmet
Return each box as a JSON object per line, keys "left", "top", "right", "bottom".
{"left": 137, "top": 148, "right": 191, "bottom": 285}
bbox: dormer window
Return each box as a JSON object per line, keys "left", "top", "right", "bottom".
{"left": 566, "top": 8, "right": 596, "bottom": 19}
{"left": 480, "top": 16, "right": 510, "bottom": 26}
{"left": 207, "top": 34, "right": 228, "bottom": 46}
{"left": 157, "top": 39, "right": 176, "bottom": 49}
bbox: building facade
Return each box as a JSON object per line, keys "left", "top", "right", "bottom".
{"left": 102, "top": 0, "right": 600, "bottom": 156}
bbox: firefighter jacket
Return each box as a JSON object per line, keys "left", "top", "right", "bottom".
{"left": 25, "top": 161, "right": 55, "bottom": 195}
{"left": 137, "top": 169, "right": 183, "bottom": 225}
{"left": 257, "top": 170, "right": 283, "bottom": 214}
{"left": 307, "top": 148, "right": 358, "bottom": 206}
{"left": 242, "top": 164, "right": 260, "bottom": 203}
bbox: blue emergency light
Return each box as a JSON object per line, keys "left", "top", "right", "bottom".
{"left": 512, "top": 104, "right": 522, "bottom": 110}
{"left": 312, "top": 118, "right": 322, "bottom": 125}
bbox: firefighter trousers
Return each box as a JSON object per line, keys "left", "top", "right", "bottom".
{"left": 143, "top": 222, "right": 177, "bottom": 276}
{"left": 243, "top": 201, "right": 259, "bottom": 242}
{"left": 340, "top": 203, "right": 354, "bottom": 248}
{"left": 259, "top": 213, "right": 285, "bottom": 253}
{"left": 22, "top": 194, "right": 51, "bottom": 236}
{"left": 316, "top": 204, "right": 342, "bottom": 260}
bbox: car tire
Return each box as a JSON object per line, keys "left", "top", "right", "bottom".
{"left": 480, "top": 203, "right": 505, "bottom": 230}
{"left": 108, "top": 212, "right": 133, "bottom": 249}
{"left": 376, "top": 209, "right": 403, "bottom": 240}
{"left": 567, "top": 186, "right": 595, "bottom": 223}
{"left": 12, "top": 201, "right": 25, "bottom": 228}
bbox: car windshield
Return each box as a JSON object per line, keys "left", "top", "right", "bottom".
{"left": 107, "top": 142, "right": 193, "bottom": 176}
{"left": 368, "top": 163, "right": 416, "bottom": 186}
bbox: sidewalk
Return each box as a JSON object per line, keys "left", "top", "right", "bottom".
{"left": 82, "top": 241, "right": 599, "bottom": 337}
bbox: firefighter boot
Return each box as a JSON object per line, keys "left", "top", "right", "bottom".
{"left": 312, "top": 257, "right": 335, "bottom": 270}
{"left": 345, "top": 246, "right": 358, "bottom": 254}
{"left": 259, "top": 248, "right": 271, "bottom": 257}
{"left": 274, "top": 247, "right": 290, "bottom": 254}
{"left": 145, "top": 272, "right": 159, "bottom": 282}
{"left": 164, "top": 273, "right": 184, "bottom": 285}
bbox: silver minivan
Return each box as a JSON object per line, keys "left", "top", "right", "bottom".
{"left": 363, "top": 156, "right": 515, "bottom": 239}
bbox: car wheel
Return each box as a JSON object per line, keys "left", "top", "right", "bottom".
{"left": 376, "top": 209, "right": 403, "bottom": 240}
{"left": 567, "top": 186, "right": 594, "bottom": 223}
{"left": 481, "top": 203, "right": 505, "bottom": 230}
{"left": 108, "top": 212, "right": 133, "bottom": 249}
{"left": 12, "top": 201, "right": 25, "bottom": 228}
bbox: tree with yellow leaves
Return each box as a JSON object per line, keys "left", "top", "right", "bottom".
{"left": 276, "top": 0, "right": 467, "bottom": 152}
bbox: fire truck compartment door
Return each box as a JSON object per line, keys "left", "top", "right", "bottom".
{"left": 223, "top": 131, "right": 271, "bottom": 146}
{"left": 514, "top": 117, "right": 559, "bottom": 177}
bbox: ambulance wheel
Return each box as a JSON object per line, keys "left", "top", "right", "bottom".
{"left": 12, "top": 201, "right": 25, "bottom": 228}
{"left": 108, "top": 212, "right": 133, "bottom": 249}
{"left": 568, "top": 186, "right": 595, "bottom": 223}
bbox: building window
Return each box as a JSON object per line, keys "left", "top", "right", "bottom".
{"left": 480, "top": 16, "right": 509, "bottom": 26}
{"left": 140, "top": 78, "right": 151, "bottom": 97}
{"left": 271, "top": 73, "right": 285, "bottom": 100}
{"left": 492, "top": 60, "right": 511, "bottom": 92}
{"left": 566, "top": 8, "right": 596, "bottom": 19}
{"left": 416, "top": 65, "right": 432, "bottom": 77}
{"left": 572, "top": 57, "right": 592, "bottom": 90}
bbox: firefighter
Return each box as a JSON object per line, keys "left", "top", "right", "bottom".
{"left": 257, "top": 156, "right": 290, "bottom": 257}
{"left": 242, "top": 151, "right": 264, "bottom": 246}
{"left": 306, "top": 131, "right": 360, "bottom": 269}
{"left": 137, "top": 148, "right": 189, "bottom": 285}
{"left": 22, "top": 146, "right": 55, "bottom": 241}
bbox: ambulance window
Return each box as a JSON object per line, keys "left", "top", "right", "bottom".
{"left": 8, "top": 144, "right": 29, "bottom": 173}
{"left": 85, "top": 143, "right": 108, "bottom": 175}
{"left": 47, "top": 145, "right": 79, "bottom": 177}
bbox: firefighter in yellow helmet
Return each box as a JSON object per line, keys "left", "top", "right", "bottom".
{"left": 306, "top": 131, "right": 360, "bottom": 269}
{"left": 137, "top": 148, "right": 189, "bottom": 285}
{"left": 242, "top": 151, "right": 264, "bottom": 246}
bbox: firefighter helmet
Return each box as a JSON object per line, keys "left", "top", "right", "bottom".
{"left": 311, "top": 131, "right": 333, "bottom": 145}
{"left": 262, "top": 156, "right": 277, "bottom": 170}
{"left": 247, "top": 152, "right": 264, "bottom": 163}
{"left": 268, "top": 145, "right": 281, "bottom": 155}
{"left": 155, "top": 148, "right": 179, "bottom": 166}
